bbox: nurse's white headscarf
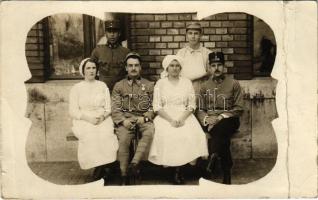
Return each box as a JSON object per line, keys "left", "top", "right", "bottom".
{"left": 79, "top": 58, "right": 95, "bottom": 77}
{"left": 160, "top": 55, "right": 183, "bottom": 78}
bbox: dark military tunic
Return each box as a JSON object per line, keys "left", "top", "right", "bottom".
{"left": 111, "top": 76, "right": 155, "bottom": 175}
{"left": 91, "top": 44, "right": 130, "bottom": 90}
{"left": 197, "top": 75, "right": 244, "bottom": 121}
{"left": 196, "top": 75, "right": 244, "bottom": 180}
{"left": 112, "top": 77, "right": 155, "bottom": 124}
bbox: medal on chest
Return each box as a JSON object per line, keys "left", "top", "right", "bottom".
{"left": 141, "top": 84, "right": 146, "bottom": 91}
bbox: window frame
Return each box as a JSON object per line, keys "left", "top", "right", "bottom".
{"left": 43, "top": 14, "right": 97, "bottom": 80}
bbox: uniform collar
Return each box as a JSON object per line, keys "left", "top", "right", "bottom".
{"left": 127, "top": 76, "right": 142, "bottom": 86}
{"left": 185, "top": 44, "right": 203, "bottom": 53}
{"left": 211, "top": 74, "right": 226, "bottom": 83}
{"left": 106, "top": 42, "right": 120, "bottom": 49}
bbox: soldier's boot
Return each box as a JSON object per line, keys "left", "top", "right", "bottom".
{"left": 128, "top": 162, "right": 141, "bottom": 185}
{"left": 206, "top": 153, "right": 218, "bottom": 174}
{"left": 223, "top": 169, "right": 231, "bottom": 185}
{"left": 173, "top": 167, "right": 185, "bottom": 185}
{"left": 120, "top": 175, "right": 130, "bottom": 186}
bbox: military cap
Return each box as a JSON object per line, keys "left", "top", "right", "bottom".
{"left": 105, "top": 20, "right": 121, "bottom": 30}
{"left": 186, "top": 22, "right": 202, "bottom": 32}
{"left": 209, "top": 52, "right": 225, "bottom": 64}
{"left": 124, "top": 52, "right": 141, "bottom": 63}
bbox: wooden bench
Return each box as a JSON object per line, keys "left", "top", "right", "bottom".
{"left": 66, "top": 130, "right": 139, "bottom": 143}
{"left": 66, "top": 129, "right": 148, "bottom": 163}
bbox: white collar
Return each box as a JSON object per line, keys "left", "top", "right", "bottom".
{"left": 185, "top": 44, "right": 203, "bottom": 53}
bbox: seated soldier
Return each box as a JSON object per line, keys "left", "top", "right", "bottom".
{"left": 196, "top": 52, "right": 244, "bottom": 184}
{"left": 111, "top": 52, "right": 155, "bottom": 185}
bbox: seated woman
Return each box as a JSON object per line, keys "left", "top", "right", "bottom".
{"left": 69, "top": 58, "right": 119, "bottom": 185}
{"left": 148, "top": 55, "right": 208, "bottom": 184}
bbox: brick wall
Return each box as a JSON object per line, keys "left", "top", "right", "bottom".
{"left": 25, "top": 13, "right": 254, "bottom": 82}
{"left": 25, "top": 18, "right": 49, "bottom": 83}
{"left": 128, "top": 12, "right": 253, "bottom": 81}
{"left": 25, "top": 18, "right": 50, "bottom": 83}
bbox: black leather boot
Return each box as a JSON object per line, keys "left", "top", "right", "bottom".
{"left": 128, "top": 163, "right": 141, "bottom": 185}
{"left": 92, "top": 166, "right": 104, "bottom": 181}
{"left": 101, "top": 162, "right": 118, "bottom": 186}
{"left": 223, "top": 169, "right": 231, "bottom": 185}
{"left": 128, "top": 163, "right": 140, "bottom": 177}
{"left": 120, "top": 175, "right": 130, "bottom": 186}
{"left": 173, "top": 167, "right": 185, "bottom": 185}
{"left": 196, "top": 158, "right": 209, "bottom": 179}
{"left": 102, "top": 167, "right": 111, "bottom": 186}
{"left": 206, "top": 153, "right": 218, "bottom": 173}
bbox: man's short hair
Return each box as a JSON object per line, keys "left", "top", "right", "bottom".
{"left": 186, "top": 22, "right": 202, "bottom": 33}
{"left": 124, "top": 52, "right": 142, "bottom": 64}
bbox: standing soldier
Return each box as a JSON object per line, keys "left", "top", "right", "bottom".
{"left": 111, "top": 52, "right": 155, "bottom": 185}
{"left": 196, "top": 52, "right": 244, "bottom": 184}
{"left": 91, "top": 20, "right": 130, "bottom": 91}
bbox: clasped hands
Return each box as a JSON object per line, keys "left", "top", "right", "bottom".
{"left": 206, "top": 115, "right": 223, "bottom": 131}
{"left": 123, "top": 117, "right": 145, "bottom": 130}
{"left": 169, "top": 118, "right": 186, "bottom": 128}
{"left": 85, "top": 114, "right": 107, "bottom": 125}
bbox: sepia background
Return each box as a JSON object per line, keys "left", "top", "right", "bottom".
{"left": 1, "top": 1, "right": 316, "bottom": 198}
{"left": 24, "top": 12, "right": 278, "bottom": 185}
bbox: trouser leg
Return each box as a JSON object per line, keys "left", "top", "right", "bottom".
{"left": 207, "top": 117, "right": 240, "bottom": 171}
{"left": 131, "top": 122, "right": 154, "bottom": 164}
{"left": 92, "top": 165, "right": 104, "bottom": 180}
{"left": 221, "top": 149, "right": 232, "bottom": 184}
{"left": 116, "top": 126, "right": 134, "bottom": 176}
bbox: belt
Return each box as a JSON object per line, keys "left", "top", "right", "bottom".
{"left": 122, "top": 110, "right": 147, "bottom": 116}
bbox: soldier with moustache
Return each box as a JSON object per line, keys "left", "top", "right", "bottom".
{"left": 196, "top": 52, "right": 244, "bottom": 184}
{"left": 111, "top": 52, "right": 155, "bottom": 185}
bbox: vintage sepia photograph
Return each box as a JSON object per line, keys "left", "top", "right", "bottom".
{"left": 1, "top": 1, "right": 317, "bottom": 199}
{"left": 25, "top": 11, "right": 278, "bottom": 186}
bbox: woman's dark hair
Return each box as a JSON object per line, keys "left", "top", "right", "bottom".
{"left": 81, "top": 58, "right": 99, "bottom": 77}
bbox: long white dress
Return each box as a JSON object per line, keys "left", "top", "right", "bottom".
{"left": 69, "top": 80, "right": 119, "bottom": 169}
{"left": 148, "top": 77, "right": 208, "bottom": 166}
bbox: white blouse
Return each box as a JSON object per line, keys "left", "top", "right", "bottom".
{"left": 153, "top": 77, "right": 196, "bottom": 113}
{"left": 69, "top": 80, "right": 111, "bottom": 120}
{"left": 176, "top": 45, "right": 211, "bottom": 80}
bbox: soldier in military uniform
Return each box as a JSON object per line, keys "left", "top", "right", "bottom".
{"left": 196, "top": 52, "right": 244, "bottom": 184}
{"left": 91, "top": 20, "right": 130, "bottom": 91}
{"left": 111, "top": 52, "right": 155, "bottom": 185}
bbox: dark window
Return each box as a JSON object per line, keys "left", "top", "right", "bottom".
{"left": 252, "top": 17, "right": 276, "bottom": 77}
{"left": 47, "top": 14, "right": 100, "bottom": 79}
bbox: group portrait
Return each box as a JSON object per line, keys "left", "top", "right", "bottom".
{"left": 25, "top": 11, "right": 278, "bottom": 187}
